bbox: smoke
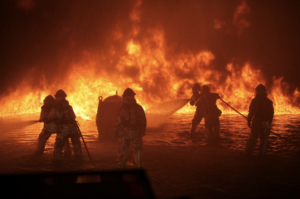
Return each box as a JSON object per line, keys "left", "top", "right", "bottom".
{"left": 1, "top": 0, "right": 300, "bottom": 104}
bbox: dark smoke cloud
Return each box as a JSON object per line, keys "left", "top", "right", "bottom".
{"left": 1, "top": 0, "right": 300, "bottom": 100}
{"left": 0, "top": 0, "right": 134, "bottom": 96}
{"left": 140, "top": 0, "right": 300, "bottom": 94}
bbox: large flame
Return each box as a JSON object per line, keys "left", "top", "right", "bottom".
{"left": 1, "top": 0, "right": 300, "bottom": 119}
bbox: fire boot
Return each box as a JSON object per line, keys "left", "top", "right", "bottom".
{"left": 206, "top": 126, "right": 213, "bottom": 140}
{"left": 135, "top": 149, "right": 142, "bottom": 168}
{"left": 63, "top": 139, "right": 72, "bottom": 157}
{"left": 71, "top": 135, "right": 82, "bottom": 158}
{"left": 190, "top": 125, "right": 197, "bottom": 134}
{"left": 213, "top": 124, "right": 220, "bottom": 139}
{"left": 35, "top": 141, "right": 46, "bottom": 156}
{"left": 245, "top": 128, "right": 259, "bottom": 156}
{"left": 259, "top": 128, "right": 270, "bottom": 157}
{"left": 53, "top": 147, "right": 62, "bottom": 162}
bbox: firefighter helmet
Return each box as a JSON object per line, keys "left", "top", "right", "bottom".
{"left": 255, "top": 84, "right": 267, "bottom": 92}
{"left": 192, "top": 83, "right": 201, "bottom": 91}
{"left": 202, "top": 85, "right": 210, "bottom": 92}
{"left": 43, "top": 95, "right": 55, "bottom": 103}
{"left": 54, "top": 89, "right": 67, "bottom": 98}
{"left": 122, "top": 88, "right": 136, "bottom": 97}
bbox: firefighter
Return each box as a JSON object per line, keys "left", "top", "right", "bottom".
{"left": 35, "top": 95, "right": 71, "bottom": 156}
{"left": 199, "top": 85, "right": 222, "bottom": 140}
{"left": 245, "top": 84, "right": 274, "bottom": 157}
{"left": 48, "top": 89, "right": 82, "bottom": 161}
{"left": 190, "top": 83, "right": 204, "bottom": 134}
{"left": 115, "top": 88, "right": 147, "bottom": 168}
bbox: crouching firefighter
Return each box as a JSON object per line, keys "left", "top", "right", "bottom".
{"left": 190, "top": 83, "right": 205, "bottom": 134}
{"left": 199, "top": 85, "right": 222, "bottom": 140}
{"left": 245, "top": 84, "right": 274, "bottom": 157}
{"left": 48, "top": 89, "right": 82, "bottom": 161}
{"left": 35, "top": 95, "right": 71, "bottom": 156}
{"left": 114, "top": 88, "right": 147, "bottom": 168}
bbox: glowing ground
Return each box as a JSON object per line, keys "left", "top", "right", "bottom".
{"left": 0, "top": 114, "right": 300, "bottom": 198}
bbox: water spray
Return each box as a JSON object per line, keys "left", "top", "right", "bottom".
{"left": 0, "top": 120, "right": 39, "bottom": 135}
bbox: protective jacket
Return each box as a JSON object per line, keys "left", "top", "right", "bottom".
{"left": 190, "top": 91, "right": 205, "bottom": 112}
{"left": 115, "top": 97, "right": 147, "bottom": 139}
{"left": 40, "top": 104, "right": 52, "bottom": 122}
{"left": 49, "top": 99, "right": 81, "bottom": 160}
{"left": 40, "top": 103, "right": 58, "bottom": 133}
{"left": 48, "top": 100, "right": 76, "bottom": 126}
{"left": 248, "top": 92, "right": 274, "bottom": 127}
{"left": 199, "top": 93, "right": 222, "bottom": 118}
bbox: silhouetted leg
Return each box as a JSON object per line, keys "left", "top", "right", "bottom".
{"left": 205, "top": 118, "right": 211, "bottom": 139}
{"left": 63, "top": 139, "right": 72, "bottom": 156}
{"left": 35, "top": 129, "right": 52, "bottom": 155}
{"left": 133, "top": 137, "right": 143, "bottom": 168}
{"left": 191, "top": 112, "right": 203, "bottom": 134}
{"left": 70, "top": 134, "right": 82, "bottom": 157}
{"left": 259, "top": 128, "right": 270, "bottom": 156}
{"left": 205, "top": 126, "right": 213, "bottom": 140}
{"left": 116, "top": 137, "right": 131, "bottom": 168}
{"left": 116, "top": 138, "right": 123, "bottom": 167}
{"left": 53, "top": 133, "right": 68, "bottom": 161}
{"left": 245, "top": 128, "right": 259, "bottom": 155}
{"left": 213, "top": 117, "right": 220, "bottom": 139}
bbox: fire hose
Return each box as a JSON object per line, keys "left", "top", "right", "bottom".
{"left": 75, "top": 121, "right": 100, "bottom": 170}
{"left": 219, "top": 97, "right": 298, "bottom": 143}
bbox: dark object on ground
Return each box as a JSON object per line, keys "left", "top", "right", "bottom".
{"left": 96, "top": 93, "right": 123, "bottom": 142}
{"left": 1, "top": 169, "right": 154, "bottom": 199}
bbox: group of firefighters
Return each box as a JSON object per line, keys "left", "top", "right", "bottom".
{"left": 35, "top": 83, "right": 274, "bottom": 167}
{"left": 189, "top": 83, "right": 274, "bottom": 157}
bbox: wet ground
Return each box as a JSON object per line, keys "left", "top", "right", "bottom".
{"left": 0, "top": 113, "right": 300, "bottom": 198}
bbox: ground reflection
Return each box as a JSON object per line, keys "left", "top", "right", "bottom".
{"left": 0, "top": 113, "right": 299, "bottom": 158}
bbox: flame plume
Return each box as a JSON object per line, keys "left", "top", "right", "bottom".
{"left": 1, "top": 0, "right": 300, "bottom": 119}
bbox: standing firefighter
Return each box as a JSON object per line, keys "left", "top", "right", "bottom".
{"left": 245, "top": 84, "right": 274, "bottom": 157}
{"left": 48, "top": 89, "right": 82, "bottom": 161}
{"left": 199, "top": 85, "right": 222, "bottom": 140}
{"left": 190, "top": 83, "right": 204, "bottom": 134}
{"left": 35, "top": 95, "right": 71, "bottom": 156}
{"left": 115, "top": 88, "right": 147, "bottom": 168}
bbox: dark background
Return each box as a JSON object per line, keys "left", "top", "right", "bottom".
{"left": 1, "top": 0, "right": 300, "bottom": 102}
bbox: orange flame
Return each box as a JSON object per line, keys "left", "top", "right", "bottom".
{"left": 1, "top": 1, "right": 300, "bottom": 119}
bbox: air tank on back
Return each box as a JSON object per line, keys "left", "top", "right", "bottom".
{"left": 96, "top": 91, "right": 123, "bottom": 142}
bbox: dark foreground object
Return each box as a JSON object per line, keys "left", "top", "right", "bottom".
{"left": 1, "top": 169, "right": 154, "bottom": 199}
